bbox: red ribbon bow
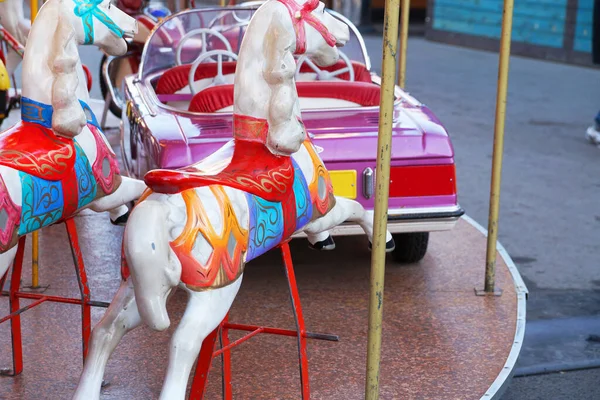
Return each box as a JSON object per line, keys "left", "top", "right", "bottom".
{"left": 277, "top": 0, "right": 337, "bottom": 54}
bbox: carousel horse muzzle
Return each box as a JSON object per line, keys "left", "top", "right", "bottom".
{"left": 277, "top": 0, "right": 341, "bottom": 55}
{"left": 73, "top": 0, "right": 138, "bottom": 45}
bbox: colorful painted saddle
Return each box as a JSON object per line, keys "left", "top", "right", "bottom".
{"left": 0, "top": 121, "right": 77, "bottom": 180}
{"left": 0, "top": 99, "right": 121, "bottom": 253}
{"left": 144, "top": 116, "right": 295, "bottom": 203}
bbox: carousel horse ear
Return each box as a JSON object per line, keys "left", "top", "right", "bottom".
{"left": 50, "top": 15, "right": 86, "bottom": 138}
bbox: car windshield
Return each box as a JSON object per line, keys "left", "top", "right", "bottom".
{"left": 139, "top": 5, "right": 370, "bottom": 81}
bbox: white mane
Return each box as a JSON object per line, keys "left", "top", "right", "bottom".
{"left": 234, "top": 1, "right": 305, "bottom": 155}
{"left": 49, "top": 14, "right": 86, "bottom": 138}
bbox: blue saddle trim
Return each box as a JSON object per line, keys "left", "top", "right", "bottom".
{"left": 21, "top": 97, "right": 101, "bottom": 130}
{"left": 245, "top": 193, "right": 284, "bottom": 262}
{"left": 18, "top": 171, "right": 64, "bottom": 235}
{"left": 21, "top": 97, "right": 53, "bottom": 128}
{"left": 291, "top": 159, "right": 312, "bottom": 231}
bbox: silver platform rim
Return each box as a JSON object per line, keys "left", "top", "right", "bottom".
{"left": 461, "top": 215, "right": 528, "bottom": 400}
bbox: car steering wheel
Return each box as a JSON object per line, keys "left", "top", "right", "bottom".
{"left": 188, "top": 49, "right": 238, "bottom": 95}
{"left": 176, "top": 28, "right": 233, "bottom": 66}
{"left": 295, "top": 50, "right": 355, "bottom": 82}
{"left": 232, "top": 2, "right": 263, "bottom": 23}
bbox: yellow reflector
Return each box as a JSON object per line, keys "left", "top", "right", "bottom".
{"left": 329, "top": 170, "right": 357, "bottom": 199}
{"left": 0, "top": 59, "right": 9, "bottom": 91}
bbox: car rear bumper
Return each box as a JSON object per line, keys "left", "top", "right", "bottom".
{"left": 292, "top": 205, "right": 465, "bottom": 238}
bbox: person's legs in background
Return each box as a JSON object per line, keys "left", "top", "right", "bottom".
{"left": 586, "top": 1, "right": 600, "bottom": 145}
{"left": 585, "top": 110, "right": 600, "bottom": 145}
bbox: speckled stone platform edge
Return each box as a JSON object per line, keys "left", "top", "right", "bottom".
{"left": 464, "top": 214, "right": 529, "bottom": 400}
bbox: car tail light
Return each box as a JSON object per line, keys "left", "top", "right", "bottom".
{"left": 389, "top": 164, "right": 456, "bottom": 197}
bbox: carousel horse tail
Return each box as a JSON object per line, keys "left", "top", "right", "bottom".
{"left": 124, "top": 198, "right": 181, "bottom": 331}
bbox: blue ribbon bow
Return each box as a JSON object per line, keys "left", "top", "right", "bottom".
{"left": 73, "top": 0, "right": 124, "bottom": 45}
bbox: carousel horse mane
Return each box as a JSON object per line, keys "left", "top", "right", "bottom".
{"left": 263, "top": 16, "right": 300, "bottom": 149}
{"left": 234, "top": 0, "right": 309, "bottom": 155}
{"left": 49, "top": 13, "right": 86, "bottom": 138}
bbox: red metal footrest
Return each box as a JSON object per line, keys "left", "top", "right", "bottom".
{"left": 189, "top": 242, "right": 338, "bottom": 400}
{"left": 0, "top": 218, "right": 109, "bottom": 377}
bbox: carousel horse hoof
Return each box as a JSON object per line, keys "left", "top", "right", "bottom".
{"left": 309, "top": 235, "right": 336, "bottom": 251}
{"left": 368, "top": 238, "right": 396, "bottom": 253}
{"left": 110, "top": 210, "right": 130, "bottom": 226}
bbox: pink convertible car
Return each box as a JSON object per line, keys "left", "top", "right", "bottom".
{"left": 119, "top": 5, "right": 464, "bottom": 263}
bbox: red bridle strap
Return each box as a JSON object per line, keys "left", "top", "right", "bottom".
{"left": 276, "top": 0, "right": 337, "bottom": 54}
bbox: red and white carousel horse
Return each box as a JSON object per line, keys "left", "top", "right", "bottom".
{"left": 73, "top": 0, "right": 394, "bottom": 398}
{"left": 0, "top": 0, "right": 147, "bottom": 281}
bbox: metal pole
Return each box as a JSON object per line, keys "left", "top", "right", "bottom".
{"left": 30, "top": 1, "right": 39, "bottom": 289}
{"left": 484, "top": 0, "right": 514, "bottom": 293}
{"left": 31, "top": 0, "right": 38, "bottom": 21}
{"left": 365, "top": 0, "right": 399, "bottom": 397}
{"left": 31, "top": 232, "right": 39, "bottom": 288}
{"left": 397, "top": 0, "right": 410, "bottom": 88}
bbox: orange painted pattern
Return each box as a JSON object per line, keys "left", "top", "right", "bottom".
{"left": 169, "top": 186, "right": 248, "bottom": 290}
{"left": 303, "top": 140, "right": 335, "bottom": 216}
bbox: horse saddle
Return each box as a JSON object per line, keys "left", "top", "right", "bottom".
{"left": 144, "top": 139, "right": 295, "bottom": 203}
{"left": 0, "top": 121, "right": 76, "bottom": 181}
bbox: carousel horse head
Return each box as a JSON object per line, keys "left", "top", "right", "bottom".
{"left": 278, "top": 0, "right": 349, "bottom": 66}
{"left": 24, "top": 0, "right": 137, "bottom": 137}
{"left": 67, "top": 0, "right": 138, "bottom": 55}
{"left": 238, "top": 0, "right": 349, "bottom": 155}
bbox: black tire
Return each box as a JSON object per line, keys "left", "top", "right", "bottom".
{"left": 391, "top": 232, "right": 429, "bottom": 264}
{"left": 99, "top": 54, "right": 124, "bottom": 118}
{"left": 0, "top": 89, "right": 8, "bottom": 127}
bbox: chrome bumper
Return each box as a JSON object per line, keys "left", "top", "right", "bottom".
{"left": 292, "top": 205, "right": 465, "bottom": 238}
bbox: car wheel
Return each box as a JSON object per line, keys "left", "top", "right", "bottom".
{"left": 391, "top": 232, "right": 429, "bottom": 264}
{"left": 99, "top": 54, "right": 125, "bottom": 118}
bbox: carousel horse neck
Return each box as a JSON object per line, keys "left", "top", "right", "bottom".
{"left": 232, "top": 113, "right": 307, "bottom": 146}
{"left": 232, "top": 0, "right": 331, "bottom": 153}
{"left": 232, "top": 1, "right": 293, "bottom": 122}
{"left": 21, "top": 0, "right": 91, "bottom": 136}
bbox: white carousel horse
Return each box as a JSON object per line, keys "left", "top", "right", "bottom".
{"left": 0, "top": 0, "right": 30, "bottom": 76}
{"left": 73, "top": 1, "right": 394, "bottom": 398}
{"left": 0, "top": 0, "right": 146, "bottom": 280}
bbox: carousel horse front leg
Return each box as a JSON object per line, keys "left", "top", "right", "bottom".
{"left": 304, "top": 196, "right": 395, "bottom": 252}
{"left": 73, "top": 278, "right": 142, "bottom": 400}
{"left": 0, "top": 245, "right": 18, "bottom": 280}
{"left": 159, "top": 277, "right": 243, "bottom": 400}
{"left": 87, "top": 176, "right": 147, "bottom": 224}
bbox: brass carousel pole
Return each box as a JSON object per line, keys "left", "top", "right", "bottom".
{"left": 30, "top": 0, "right": 39, "bottom": 21}
{"left": 30, "top": 0, "right": 39, "bottom": 289}
{"left": 365, "top": 0, "right": 400, "bottom": 397}
{"left": 482, "top": 0, "right": 514, "bottom": 294}
{"left": 397, "top": 0, "right": 410, "bottom": 88}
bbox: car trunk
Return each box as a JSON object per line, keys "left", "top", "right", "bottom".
{"left": 157, "top": 104, "right": 457, "bottom": 210}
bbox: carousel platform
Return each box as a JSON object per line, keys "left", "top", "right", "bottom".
{"left": 0, "top": 101, "right": 527, "bottom": 399}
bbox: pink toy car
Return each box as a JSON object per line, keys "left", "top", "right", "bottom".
{"left": 121, "top": 5, "right": 464, "bottom": 263}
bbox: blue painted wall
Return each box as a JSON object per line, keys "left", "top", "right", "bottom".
{"left": 574, "top": 0, "right": 594, "bottom": 52}
{"left": 431, "top": 0, "right": 593, "bottom": 53}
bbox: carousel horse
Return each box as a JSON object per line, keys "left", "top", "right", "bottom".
{"left": 0, "top": 0, "right": 146, "bottom": 280}
{"left": 0, "top": 0, "right": 30, "bottom": 76}
{"left": 73, "top": 0, "right": 394, "bottom": 398}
